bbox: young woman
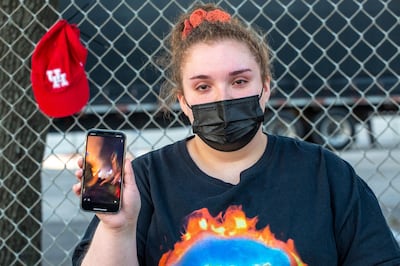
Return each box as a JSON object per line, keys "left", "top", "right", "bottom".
{"left": 72, "top": 4, "right": 400, "bottom": 265}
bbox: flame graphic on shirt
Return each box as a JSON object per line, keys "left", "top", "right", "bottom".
{"left": 159, "top": 206, "right": 307, "bottom": 266}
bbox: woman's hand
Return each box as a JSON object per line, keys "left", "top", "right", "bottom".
{"left": 73, "top": 156, "right": 141, "bottom": 232}
{"left": 74, "top": 156, "right": 141, "bottom": 265}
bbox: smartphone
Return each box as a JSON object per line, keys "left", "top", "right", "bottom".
{"left": 81, "top": 129, "right": 126, "bottom": 213}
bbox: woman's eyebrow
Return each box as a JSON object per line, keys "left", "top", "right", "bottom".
{"left": 189, "top": 74, "right": 210, "bottom": 80}
{"left": 189, "top": 69, "right": 252, "bottom": 80}
{"left": 229, "top": 68, "right": 252, "bottom": 76}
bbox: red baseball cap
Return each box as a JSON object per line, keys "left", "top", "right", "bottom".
{"left": 31, "top": 19, "right": 89, "bottom": 118}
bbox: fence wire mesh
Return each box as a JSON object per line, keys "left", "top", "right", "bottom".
{"left": 1, "top": 0, "right": 399, "bottom": 265}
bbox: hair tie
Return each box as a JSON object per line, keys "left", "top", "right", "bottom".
{"left": 182, "top": 8, "right": 231, "bottom": 39}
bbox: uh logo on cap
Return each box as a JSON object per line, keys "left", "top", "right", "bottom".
{"left": 47, "top": 68, "right": 69, "bottom": 89}
{"left": 31, "top": 19, "right": 89, "bottom": 118}
{"left": 46, "top": 68, "right": 69, "bottom": 89}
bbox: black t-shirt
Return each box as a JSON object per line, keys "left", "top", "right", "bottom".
{"left": 73, "top": 134, "right": 400, "bottom": 265}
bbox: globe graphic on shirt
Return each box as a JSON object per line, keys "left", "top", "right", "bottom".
{"left": 175, "top": 235, "right": 290, "bottom": 266}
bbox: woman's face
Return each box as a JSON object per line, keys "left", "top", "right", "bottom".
{"left": 178, "top": 39, "right": 270, "bottom": 122}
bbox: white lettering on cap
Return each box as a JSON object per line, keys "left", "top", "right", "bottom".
{"left": 46, "top": 68, "right": 69, "bottom": 89}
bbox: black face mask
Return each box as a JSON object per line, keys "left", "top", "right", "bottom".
{"left": 188, "top": 92, "right": 264, "bottom": 152}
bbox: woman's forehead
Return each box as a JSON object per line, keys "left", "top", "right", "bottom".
{"left": 186, "top": 39, "right": 252, "bottom": 56}
{"left": 182, "top": 39, "right": 258, "bottom": 73}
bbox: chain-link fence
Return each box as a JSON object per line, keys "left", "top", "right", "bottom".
{"left": 1, "top": 0, "right": 399, "bottom": 265}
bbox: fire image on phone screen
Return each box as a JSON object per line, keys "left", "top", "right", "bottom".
{"left": 81, "top": 131, "right": 124, "bottom": 212}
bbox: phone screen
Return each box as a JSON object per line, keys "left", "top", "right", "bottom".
{"left": 81, "top": 129, "right": 126, "bottom": 213}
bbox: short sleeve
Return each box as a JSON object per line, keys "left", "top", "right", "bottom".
{"left": 329, "top": 158, "right": 400, "bottom": 265}
{"left": 72, "top": 215, "right": 99, "bottom": 266}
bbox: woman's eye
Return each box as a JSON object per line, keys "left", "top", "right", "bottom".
{"left": 234, "top": 79, "right": 247, "bottom": 85}
{"left": 196, "top": 84, "right": 209, "bottom": 91}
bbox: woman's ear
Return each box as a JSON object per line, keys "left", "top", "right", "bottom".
{"left": 261, "top": 79, "right": 271, "bottom": 104}
{"left": 177, "top": 93, "right": 192, "bottom": 121}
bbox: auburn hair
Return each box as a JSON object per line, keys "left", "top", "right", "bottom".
{"left": 159, "top": 3, "right": 272, "bottom": 110}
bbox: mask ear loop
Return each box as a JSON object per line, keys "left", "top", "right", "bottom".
{"left": 258, "top": 87, "right": 264, "bottom": 100}
{"left": 184, "top": 97, "right": 193, "bottom": 110}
